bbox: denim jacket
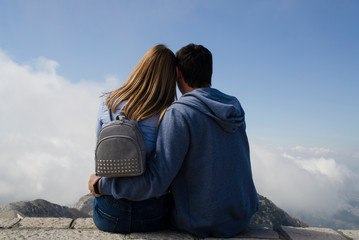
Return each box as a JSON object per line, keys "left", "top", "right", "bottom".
{"left": 96, "top": 96, "right": 159, "bottom": 154}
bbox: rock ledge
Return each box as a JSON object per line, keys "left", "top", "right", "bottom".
{"left": 0, "top": 217, "right": 358, "bottom": 239}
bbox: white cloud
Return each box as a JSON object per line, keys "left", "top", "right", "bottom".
{"left": 293, "top": 157, "right": 352, "bottom": 184}
{"left": 292, "top": 146, "right": 333, "bottom": 156}
{"left": 0, "top": 50, "right": 122, "bottom": 205}
{"left": 250, "top": 142, "right": 358, "bottom": 217}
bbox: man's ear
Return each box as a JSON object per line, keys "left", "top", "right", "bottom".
{"left": 176, "top": 66, "right": 182, "bottom": 80}
{"left": 176, "top": 66, "right": 186, "bottom": 94}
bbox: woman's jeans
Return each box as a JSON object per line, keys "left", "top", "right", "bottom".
{"left": 93, "top": 194, "right": 170, "bottom": 233}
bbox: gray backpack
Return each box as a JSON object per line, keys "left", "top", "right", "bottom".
{"left": 95, "top": 111, "right": 146, "bottom": 177}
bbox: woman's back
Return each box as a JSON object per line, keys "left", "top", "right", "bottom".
{"left": 90, "top": 44, "right": 176, "bottom": 234}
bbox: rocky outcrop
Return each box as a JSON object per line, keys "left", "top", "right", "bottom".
{"left": 251, "top": 195, "right": 307, "bottom": 227}
{"left": 0, "top": 199, "right": 89, "bottom": 219}
{"left": 73, "top": 194, "right": 94, "bottom": 216}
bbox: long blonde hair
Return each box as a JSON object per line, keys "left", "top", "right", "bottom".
{"left": 105, "top": 44, "right": 177, "bottom": 124}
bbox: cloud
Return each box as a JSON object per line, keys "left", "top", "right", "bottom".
{"left": 293, "top": 157, "right": 352, "bottom": 184}
{"left": 250, "top": 142, "right": 358, "bottom": 217}
{"left": 0, "top": 50, "right": 122, "bottom": 205}
{"left": 292, "top": 146, "right": 334, "bottom": 156}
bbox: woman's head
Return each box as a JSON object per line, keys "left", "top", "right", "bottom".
{"left": 106, "top": 44, "right": 177, "bottom": 123}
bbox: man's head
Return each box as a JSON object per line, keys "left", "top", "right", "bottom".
{"left": 176, "top": 44, "right": 212, "bottom": 90}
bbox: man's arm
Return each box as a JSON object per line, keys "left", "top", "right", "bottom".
{"left": 99, "top": 108, "right": 189, "bottom": 201}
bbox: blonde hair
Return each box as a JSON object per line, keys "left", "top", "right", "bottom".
{"left": 105, "top": 44, "right": 177, "bottom": 124}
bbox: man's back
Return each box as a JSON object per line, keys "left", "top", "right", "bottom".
{"left": 156, "top": 88, "right": 259, "bottom": 237}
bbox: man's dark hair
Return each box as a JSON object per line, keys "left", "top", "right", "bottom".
{"left": 176, "top": 44, "right": 212, "bottom": 88}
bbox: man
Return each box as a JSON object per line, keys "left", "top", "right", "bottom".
{"left": 89, "top": 44, "right": 259, "bottom": 238}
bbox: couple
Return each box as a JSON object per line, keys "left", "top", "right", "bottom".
{"left": 88, "top": 44, "right": 259, "bottom": 238}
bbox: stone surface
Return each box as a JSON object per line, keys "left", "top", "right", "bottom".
{"left": 338, "top": 229, "right": 359, "bottom": 240}
{"left": 1, "top": 217, "right": 359, "bottom": 240}
{"left": 279, "top": 226, "right": 347, "bottom": 240}
{"left": 127, "top": 230, "right": 194, "bottom": 239}
{"left": 0, "top": 217, "right": 20, "bottom": 228}
{"left": 72, "top": 218, "right": 97, "bottom": 229}
{"left": 234, "top": 224, "right": 279, "bottom": 239}
{"left": 19, "top": 217, "right": 73, "bottom": 229}
{"left": 0, "top": 229, "right": 126, "bottom": 240}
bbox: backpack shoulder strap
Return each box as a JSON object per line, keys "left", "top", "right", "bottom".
{"left": 108, "top": 108, "right": 113, "bottom": 121}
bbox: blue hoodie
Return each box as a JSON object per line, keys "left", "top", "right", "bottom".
{"left": 100, "top": 88, "right": 259, "bottom": 237}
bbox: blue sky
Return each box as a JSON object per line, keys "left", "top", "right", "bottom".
{"left": 2, "top": 0, "right": 358, "bottom": 150}
{"left": 0, "top": 0, "right": 358, "bottom": 222}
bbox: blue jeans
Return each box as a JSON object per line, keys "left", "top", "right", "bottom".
{"left": 93, "top": 194, "right": 170, "bottom": 233}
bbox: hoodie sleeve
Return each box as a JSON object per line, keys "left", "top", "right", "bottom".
{"left": 100, "top": 107, "right": 189, "bottom": 200}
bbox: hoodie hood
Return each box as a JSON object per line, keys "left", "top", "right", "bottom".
{"left": 174, "top": 88, "right": 245, "bottom": 133}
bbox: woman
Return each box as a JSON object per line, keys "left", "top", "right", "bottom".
{"left": 89, "top": 44, "right": 177, "bottom": 233}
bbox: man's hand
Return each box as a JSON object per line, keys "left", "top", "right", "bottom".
{"left": 88, "top": 174, "right": 102, "bottom": 197}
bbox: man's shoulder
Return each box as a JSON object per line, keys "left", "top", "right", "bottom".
{"left": 167, "top": 100, "right": 197, "bottom": 114}
{"left": 160, "top": 101, "right": 197, "bottom": 125}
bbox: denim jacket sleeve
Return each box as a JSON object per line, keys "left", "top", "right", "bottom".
{"left": 100, "top": 107, "right": 189, "bottom": 201}
{"left": 96, "top": 96, "right": 110, "bottom": 139}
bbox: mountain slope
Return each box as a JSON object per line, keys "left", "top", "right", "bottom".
{"left": 0, "top": 199, "right": 89, "bottom": 219}
{"left": 73, "top": 194, "right": 94, "bottom": 216}
{"left": 251, "top": 195, "right": 307, "bottom": 227}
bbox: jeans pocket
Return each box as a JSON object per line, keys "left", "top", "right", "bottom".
{"left": 93, "top": 203, "right": 119, "bottom": 233}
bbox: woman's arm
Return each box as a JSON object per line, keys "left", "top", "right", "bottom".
{"left": 99, "top": 108, "right": 189, "bottom": 201}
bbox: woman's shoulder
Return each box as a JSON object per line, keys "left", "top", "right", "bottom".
{"left": 139, "top": 114, "right": 159, "bottom": 128}
{"left": 104, "top": 95, "right": 159, "bottom": 128}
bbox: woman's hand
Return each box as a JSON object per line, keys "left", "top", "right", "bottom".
{"left": 88, "top": 174, "right": 102, "bottom": 197}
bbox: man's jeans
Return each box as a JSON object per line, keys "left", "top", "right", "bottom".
{"left": 93, "top": 194, "right": 170, "bottom": 233}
